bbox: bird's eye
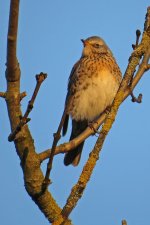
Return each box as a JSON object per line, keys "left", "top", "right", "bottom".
{"left": 93, "top": 43, "right": 100, "bottom": 48}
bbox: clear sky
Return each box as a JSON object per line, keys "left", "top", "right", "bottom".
{"left": 0, "top": 1, "right": 150, "bottom": 225}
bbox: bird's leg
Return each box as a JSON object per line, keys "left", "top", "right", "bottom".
{"left": 105, "top": 105, "right": 111, "bottom": 114}
{"left": 88, "top": 120, "right": 100, "bottom": 135}
{"left": 88, "top": 106, "right": 111, "bottom": 135}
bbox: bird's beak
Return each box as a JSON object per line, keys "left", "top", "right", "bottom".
{"left": 81, "top": 39, "right": 89, "bottom": 47}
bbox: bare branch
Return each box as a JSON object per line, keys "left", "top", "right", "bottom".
{"left": 130, "top": 92, "right": 142, "bottom": 103}
{"left": 43, "top": 109, "right": 67, "bottom": 190}
{"left": 43, "top": 96, "right": 74, "bottom": 188}
{"left": 6, "top": 0, "right": 20, "bottom": 82}
{"left": 8, "top": 72, "right": 47, "bottom": 142}
{"left": 132, "top": 29, "right": 141, "bottom": 49}
{"left": 5, "top": 2, "right": 72, "bottom": 224}
{"left": 39, "top": 112, "right": 105, "bottom": 162}
{"left": 130, "top": 29, "right": 142, "bottom": 102}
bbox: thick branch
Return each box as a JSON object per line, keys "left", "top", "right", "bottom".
{"left": 5, "top": 1, "right": 72, "bottom": 224}
{"left": 7, "top": 0, "right": 19, "bottom": 66}
{"left": 6, "top": 0, "right": 20, "bottom": 82}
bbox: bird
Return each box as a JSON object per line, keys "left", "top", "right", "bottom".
{"left": 62, "top": 36, "right": 122, "bottom": 166}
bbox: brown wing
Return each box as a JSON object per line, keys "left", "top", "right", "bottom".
{"left": 62, "top": 59, "right": 81, "bottom": 136}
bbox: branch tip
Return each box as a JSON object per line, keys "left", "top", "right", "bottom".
{"left": 131, "top": 92, "right": 142, "bottom": 103}
{"left": 0, "top": 92, "right": 6, "bottom": 98}
{"left": 136, "top": 29, "right": 141, "bottom": 37}
{"left": 122, "top": 220, "right": 127, "bottom": 225}
{"left": 136, "top": 29, "right": 141, "bottom": 46}
{"left": 8, "top": 72, "right": 47, "bottom": 141}
{"left": 36, "top": 72, "right": 47, "bottom": 83}
{"left": 132, "top": 29, "right": 141, "bottom": 49}
{"left": 20, "top": 91, "right": 27, "bottom": 101}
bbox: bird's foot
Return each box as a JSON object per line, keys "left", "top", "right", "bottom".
{"left": 88, "top": 121, "right": 100, "bottom": 135}
{"left": 105, "top": 106, "right": 111, "bottom": 115}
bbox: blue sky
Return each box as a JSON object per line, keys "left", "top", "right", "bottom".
{"left": 0, "top": 1, "right": 150, "bottom": 225}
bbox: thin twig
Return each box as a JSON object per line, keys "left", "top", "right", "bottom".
{"left": 130, "top": 29, "right": 142, "bottom": 102}
{"left": 130, "top": 92, "right": 142, "bottom": 103}
{"left": 42, "top": 109, "right": 67, "bottom": 190}
{"left": 24, "top": 73, "right": 47, "bottom": 118}
{"left": 132, "top": 29, "right": 141, "bottom": 50}
{"left": 39, "top": 112, "right": 105, "bottom": 162}
{"left": 8, "top": 72, "right": 47, "bottom": 142}
{"left": 20, "top": 91, "right": 27, "bottom": 101}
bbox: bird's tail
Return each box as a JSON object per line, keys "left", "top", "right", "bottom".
{"left": 64, "top": 120, "right": 87, "bottom": 166}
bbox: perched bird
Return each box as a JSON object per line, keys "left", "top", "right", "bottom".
{"left": 63, "top": 36, "right": 122, "bottom": 166}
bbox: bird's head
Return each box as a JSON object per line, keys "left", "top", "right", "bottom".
{"left": 81, "top": 36, "right": 112, "bottom": 57}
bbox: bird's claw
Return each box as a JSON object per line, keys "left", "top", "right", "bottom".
{"left": 88, "top": 121, "right": 100, "bottom": 135}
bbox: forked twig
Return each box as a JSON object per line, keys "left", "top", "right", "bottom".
{"left": 8, "top": 72, "right": 47, "bottom": 142}
{"left": 130, "top": 92, "right": 142, "bottom": 103}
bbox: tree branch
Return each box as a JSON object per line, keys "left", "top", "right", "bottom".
{"left": 43, "top": 109, "right": 67, "bottom": 189}
{"left": 6, "top": 0, "right": 20, "bottom": 82}
{"left": 8, "top": 72, "right": 47, "bottom": 142}
{"left": 5, "top": 1, "right": 72, "bottom": 224}
{"left": 51, "top": 7, "right": 150, "bottom": 224}
{"left": 5, "top": 2, "right": 150, "bottom": 225}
